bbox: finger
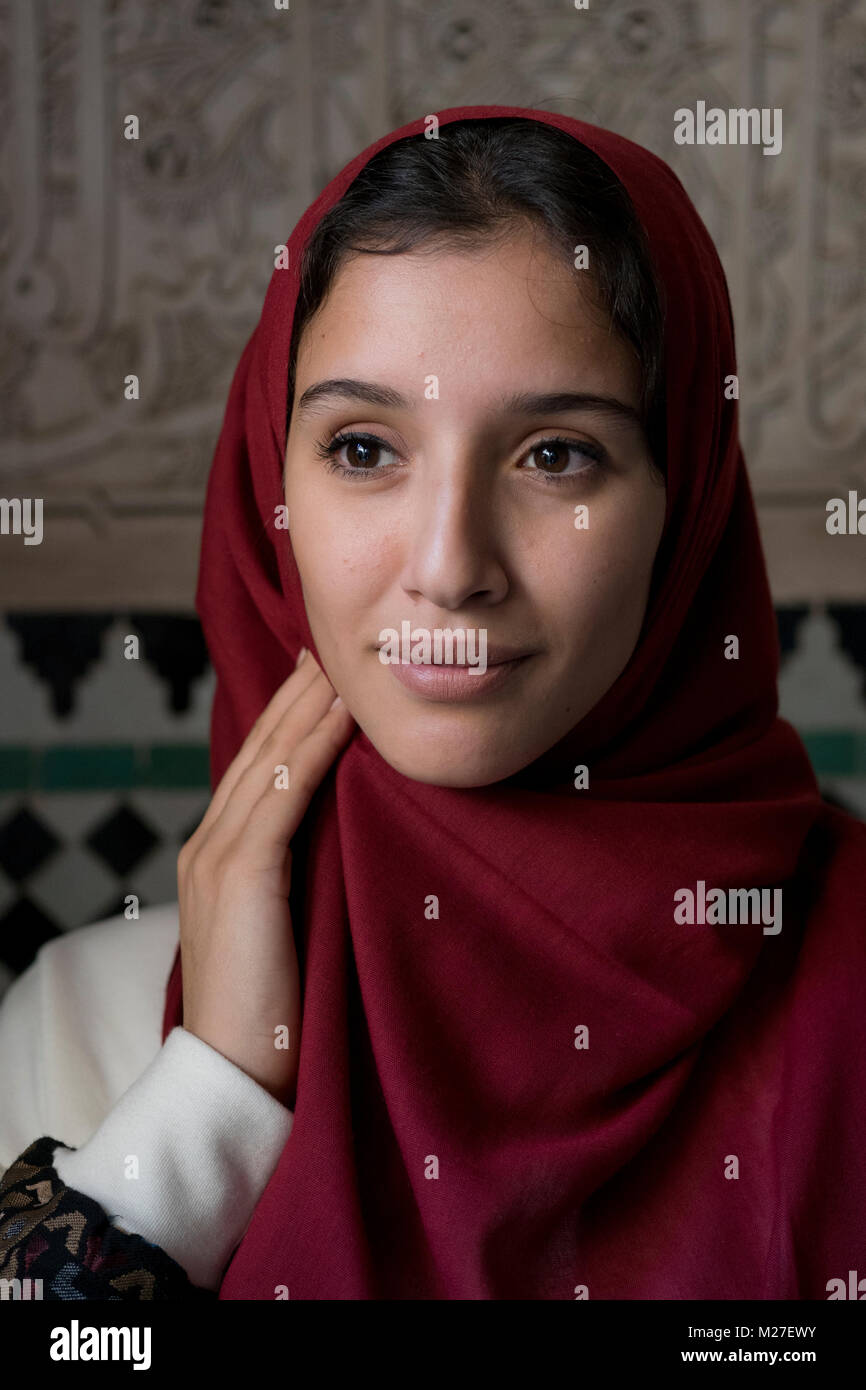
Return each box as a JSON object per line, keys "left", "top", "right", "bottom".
{"left": 205, "top": 668, "right": 344, "bottom": 846}
{"left": 196, "top": 651, "right": 326, "bottom": 836}
{"left": 241, "top": 698, "right": 356, "bottom": 861}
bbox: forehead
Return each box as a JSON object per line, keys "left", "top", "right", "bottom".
{"left": 294, "top": 229, "right": 641, "bottom": 399}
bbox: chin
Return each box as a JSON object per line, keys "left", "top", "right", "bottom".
{"left": 362, "top": 723, "right": 537, "bottom": 789}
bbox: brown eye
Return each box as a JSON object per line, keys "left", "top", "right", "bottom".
{"left": 522, "top": 437, "right": 606, "bottom": 481}
{"left": 344, "top": 437, "right": 382, "bottom": 469}
{"left": 531, "top": 441, "right": 571, "bottom": 474}
{"left": 314, "top": 431, "right": 402, "bottom": 480}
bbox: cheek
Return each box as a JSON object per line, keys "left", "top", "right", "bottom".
{"left": 291, "top": 519, "right": 395, "bottom": 633}
{"left": 539, "top": 507, "right": 660, "bottom": 655}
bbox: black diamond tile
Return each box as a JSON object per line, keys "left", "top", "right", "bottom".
{"left": 85, "top": 804, "right": 159, "bottom": 876}
{"left": 0, "top": 897, "right": 63, "bottom": 975}
{"left": 0, "top": 807, "right": 62, "bottom": 883}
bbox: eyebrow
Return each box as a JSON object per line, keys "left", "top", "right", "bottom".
{"left": 294, "top": 378, "right": 643, "bottom": 430}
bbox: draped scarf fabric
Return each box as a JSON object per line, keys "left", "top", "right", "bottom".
{"left": 163, "top": 105, "right": 866, "bottom": 1299}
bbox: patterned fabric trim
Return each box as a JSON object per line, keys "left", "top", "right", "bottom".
{"left": 0, "top": 1136, "right": 216, "bottom": 1300}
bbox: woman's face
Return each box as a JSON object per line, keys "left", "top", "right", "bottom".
{"left": 284, "top": 227, "right": 666, "bottom": 787}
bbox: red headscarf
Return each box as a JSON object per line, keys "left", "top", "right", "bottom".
{"left": 163, "top": 105, "right": 866, "bottom": 1299}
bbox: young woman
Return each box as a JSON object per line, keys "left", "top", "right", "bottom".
{"left": 2, "top": 105, "right": 864, "bottom": 1301}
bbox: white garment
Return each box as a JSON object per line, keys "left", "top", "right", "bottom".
{"left": 0, "top": 903, "right": 294, "bottom": 1291}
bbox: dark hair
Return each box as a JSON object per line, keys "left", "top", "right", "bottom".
{"left": 286, "top": 117, "right": 666, "bottom": 476}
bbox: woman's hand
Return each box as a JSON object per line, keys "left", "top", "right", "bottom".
{"left": 177, "top": 649, "right": 354, "bottom": 1109}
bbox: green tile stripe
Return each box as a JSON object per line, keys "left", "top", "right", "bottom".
{"left": 801, "top": 731, "right": 866, "bottom": 778}
{"left": 0, "top": 745, "right": 210, "bottom": 791}
{"left": 0, "top": 733, "right": 865, "bottom": 791}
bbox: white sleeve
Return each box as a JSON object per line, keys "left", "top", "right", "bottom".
{"left": 0, "top": 903, "right": 184, "bottom": 1165}
{"left": 53, "top": 1025, "right": 294, "bottom": 1291}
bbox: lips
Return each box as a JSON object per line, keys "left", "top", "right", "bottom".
{"left": 381, "top": 651, "right": 532, "bottom": 702}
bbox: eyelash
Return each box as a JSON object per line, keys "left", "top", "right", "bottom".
{"left": 312, "top": 430, "right": 607, "bottom": 485}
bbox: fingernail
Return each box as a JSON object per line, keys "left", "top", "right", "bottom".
{"left": 329, "top": 694, "right": 343, "bottom": 711}
{"left": 296, "top": 646, "right": 308, "bottom": 667}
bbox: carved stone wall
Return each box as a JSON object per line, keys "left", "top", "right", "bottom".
{"left": 1, "top": 0, "right": 864, "bottom": 605}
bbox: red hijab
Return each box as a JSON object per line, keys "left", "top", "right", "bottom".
{"left": 163, "top": 105, "right": 866, "bottom": 1299}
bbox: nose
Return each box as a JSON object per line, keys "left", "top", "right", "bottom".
{"left": 397, "top": 444, "right": 510, "bottom": 611}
